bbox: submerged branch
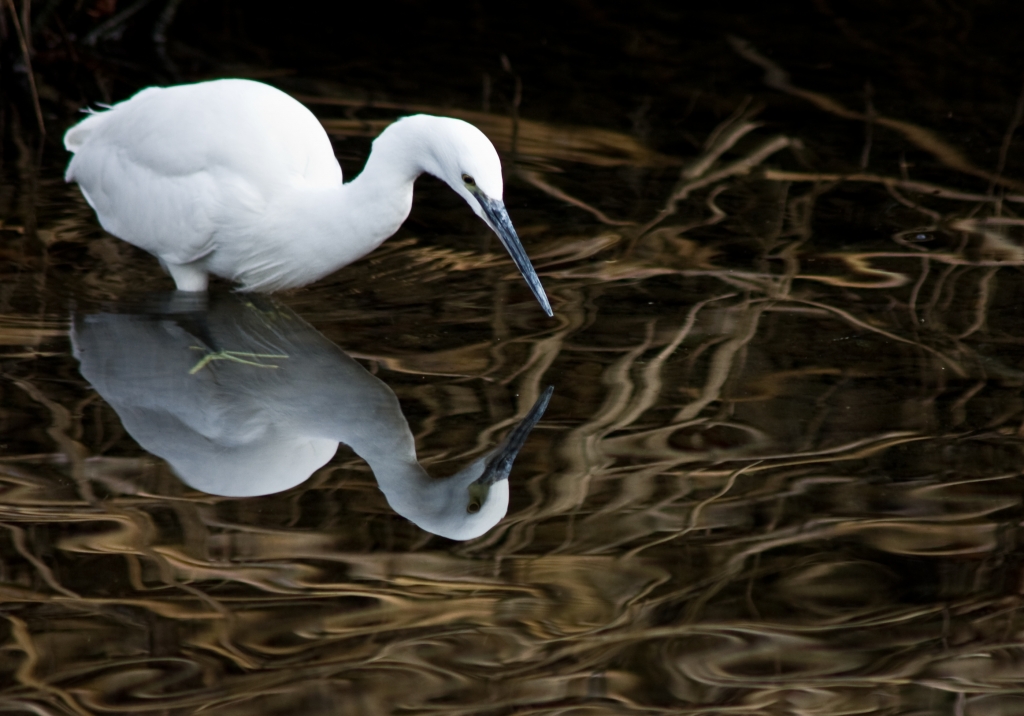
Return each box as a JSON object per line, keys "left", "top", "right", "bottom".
{"left": 730, "top": 36, "right": 1024, "bottom": 193}
{"left": 764, "top": 169, "right": 1024, "bottom": 203}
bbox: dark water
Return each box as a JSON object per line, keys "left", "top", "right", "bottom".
{"left": 3, "top": 3, "right": 1024, "bottom": 714}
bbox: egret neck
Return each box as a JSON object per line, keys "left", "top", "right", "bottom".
{"left": 249, "top": 123, "right": 425, "bottom": 291}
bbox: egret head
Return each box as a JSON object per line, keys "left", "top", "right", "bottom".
{"left": 400, "top": 455, "right": 513, "bottom": 542}
{"left": 375, "top": 385, "right": 552, "bottom": 542}
{"left": 399, "top": 115, "right": 553, "bottom": 317}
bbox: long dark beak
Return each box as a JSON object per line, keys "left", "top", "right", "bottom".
{"left": 473, "top": 386, "right": 553, "bottom": 481}
{"left": 467, "top": 386, "right": 554, "bottom": 512}
{"left": 478, "top": 195, "right": 553, "bottom": 317}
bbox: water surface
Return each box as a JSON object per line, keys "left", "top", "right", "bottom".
{"left": 2, "top": 5, "right": 1024, "bottom": 714}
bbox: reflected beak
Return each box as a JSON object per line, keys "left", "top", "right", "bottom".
{"left": 471, "top": 385, "right": 553, "bottom": 494}
{"left": 478, "top": 195, "right": 553, "bottom": 317}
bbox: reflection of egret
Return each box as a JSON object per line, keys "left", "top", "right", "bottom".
{"left": 63, "top": 79, "right": 552, "bottom": 316}
{"left": 72, "top": 293, "right": 551, "bottom": 540}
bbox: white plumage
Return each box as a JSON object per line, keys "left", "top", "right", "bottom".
{"left": 72, "top": 294, "right": 551, "bottom": 540}
{"left": 64, "top": 79, "right": 552, "bottom": 314}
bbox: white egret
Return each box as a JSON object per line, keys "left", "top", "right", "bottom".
{"left": 63, "top": 79, "right": 552, "bottom": 316}
{"left": 72, "top": 293, "right": 552, "bottom": 540}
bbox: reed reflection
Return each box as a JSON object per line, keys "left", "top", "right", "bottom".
{"left": 71, "top": 293, "right": 550, "bottom": 540}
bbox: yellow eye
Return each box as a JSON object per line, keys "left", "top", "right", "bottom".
{"left": 467, "top": 482, "right": 488, "bottom": 513}
{"left": 462, "top": 174, "right": 476, "bottom": 186}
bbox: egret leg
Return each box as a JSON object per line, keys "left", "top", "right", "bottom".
{"left": 165, "top": 261, "right": 209, "bottom": 292}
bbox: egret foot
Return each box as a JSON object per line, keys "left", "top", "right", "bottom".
{"left": 188, "top": 347, "right": 289, "bottom": 374}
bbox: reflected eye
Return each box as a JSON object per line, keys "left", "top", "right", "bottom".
{"left": 467, "top": 481, "right": 488, "bottom": 513}
{"left": 462, "top": 174, "right": 476, "bottom": 186}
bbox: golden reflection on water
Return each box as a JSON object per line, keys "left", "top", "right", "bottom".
{"left": 4, "top": 44, "right": 1024, "bottom": 716}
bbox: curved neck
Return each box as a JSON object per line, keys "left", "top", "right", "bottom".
{"left": 262, "top": 119, "right": 442, "bottom": 288}
{"left": 356, "top": 118, "right": 438, "bottom": 188}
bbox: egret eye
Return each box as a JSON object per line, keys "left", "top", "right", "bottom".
{"left": 462, "top": 174, "right": 476, "bottom": 186}
{"left": 467, "top": 481, "right": 489, "bottom": 514}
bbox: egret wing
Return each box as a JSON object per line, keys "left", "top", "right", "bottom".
{"left": 65, "top": 80, "right": 343, "bottom": 267}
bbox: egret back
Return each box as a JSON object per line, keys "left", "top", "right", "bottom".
{"left": 64, "top": 80, "right": 343, "bottom": 268}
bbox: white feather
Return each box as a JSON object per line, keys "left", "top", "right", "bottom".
{"left": 64, "top": 79, "right": 550, "bottom": 307}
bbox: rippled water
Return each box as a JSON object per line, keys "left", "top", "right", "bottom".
{"left": 3, "top": 4, "right": 1024, "bottom": 714}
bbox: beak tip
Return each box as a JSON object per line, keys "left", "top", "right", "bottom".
{"left": 528, "top": 282, "right": 553, "bottom": 317}
{"left": 480, "top": 196, "right": 554, "bottom": 318}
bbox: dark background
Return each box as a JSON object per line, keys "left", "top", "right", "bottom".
{"left": 4, "top": 4, "right": 1024, "bottom": 713}
{"left": 3, "top": 0, "right": 1024, "bottom": 159}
